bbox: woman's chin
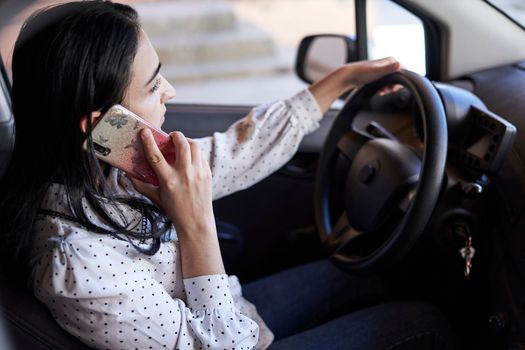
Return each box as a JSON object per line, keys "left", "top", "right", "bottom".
{"left": 158, "top": 115, "right": 165, "bottom": 130}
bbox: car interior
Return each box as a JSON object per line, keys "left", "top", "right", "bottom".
{"left": 2, "top": 0, "right": 525, "bottom": 349}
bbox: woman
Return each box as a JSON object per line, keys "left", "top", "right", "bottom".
{"left": 0, "top": 1, "right": 458, "bottom": 349}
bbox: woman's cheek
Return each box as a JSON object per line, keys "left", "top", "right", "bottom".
{"left": 132, "top": 96, "right": 160, "bottom": 125}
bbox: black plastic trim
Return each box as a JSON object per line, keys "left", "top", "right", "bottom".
{"left": 355, "top": 0, "right": 368, "bottom": 61}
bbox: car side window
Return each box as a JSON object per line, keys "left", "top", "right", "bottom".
{"left": 134, "top": 0, "right": 355, "bottom": 105}
{"left": 0, "top": 0, "right": 355, "bottom": 106}
{"left": 366, "top": 0, "right": 426, "bottom": 75}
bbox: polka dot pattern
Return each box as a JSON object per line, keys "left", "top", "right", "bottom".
{"left": 184, "top": 275, "right": 234, "bottom": 311}
{"left": 31, "top": 225, "right": 261, "bottom": 350}
{"left": 28, "top": 89, "right": 322, "bottom": 350}
{"left": 194, "top": 89, "right": 322, "bottom": 201}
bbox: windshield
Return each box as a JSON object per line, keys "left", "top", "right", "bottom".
{"left": 486, "top": 0, "right": 525, "bottom": 28}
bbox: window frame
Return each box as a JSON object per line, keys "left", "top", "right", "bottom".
{"left": 354, "top": 0, "right": 445, "bottom": 80}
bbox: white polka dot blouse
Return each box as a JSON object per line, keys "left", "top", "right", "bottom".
{"left": 28, "top": 89, "right": 323, "bottom": 350}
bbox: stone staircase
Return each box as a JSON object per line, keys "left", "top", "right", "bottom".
{"left": 134, "top": 0, "right": 290, "bottom": 83}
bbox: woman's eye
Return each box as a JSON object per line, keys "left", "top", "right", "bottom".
{"left": 150, "top": 78, "right": 161, "bottom": 93}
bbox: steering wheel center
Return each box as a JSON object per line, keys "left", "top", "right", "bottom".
{"left": 345, "top": 138, "right": 421, "bottom": 232}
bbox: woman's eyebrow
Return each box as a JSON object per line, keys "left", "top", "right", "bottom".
{"left": 145, "top": 62, "right": 162, "bottom": 86}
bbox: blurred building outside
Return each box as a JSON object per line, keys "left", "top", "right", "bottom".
{"left": 133, "top": 0, "right": 356, "bottom": 105}
{"left": 0, "top": 0, "right": 356, "bottom": 105}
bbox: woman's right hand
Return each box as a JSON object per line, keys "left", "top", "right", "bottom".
{"left": 133, "top": 128, "right": 225, "bottom": 278}
{"left": 136, "top": 128, "right": 217, "bottom": 239}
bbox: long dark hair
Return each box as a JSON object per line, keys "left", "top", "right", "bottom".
{"left": 0, "top": 1, "right": 169, "bottom": 270}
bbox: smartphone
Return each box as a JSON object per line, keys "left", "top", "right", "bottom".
{"left": 85, "top": 104, "right": 175, "bottom": 186}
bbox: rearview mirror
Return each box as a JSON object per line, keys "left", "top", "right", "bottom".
{"left": 295, "top": 34, "right": 357, "bottom": 84}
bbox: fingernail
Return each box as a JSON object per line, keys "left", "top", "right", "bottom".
{"left": 141, "top": 128, "right": 152, "bottom": 140}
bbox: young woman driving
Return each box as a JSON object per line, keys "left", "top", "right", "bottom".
{"left": 0, "top": 1, "right": 458, "bottom": 349}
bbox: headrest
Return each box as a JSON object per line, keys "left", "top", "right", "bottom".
{"left": 0, "top": 57, "right": 14, "bottom": 179}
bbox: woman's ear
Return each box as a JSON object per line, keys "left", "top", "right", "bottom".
{"left": 80, "top": 111, "right": 102, "bottom": 133}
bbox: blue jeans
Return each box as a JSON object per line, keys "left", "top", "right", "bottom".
{"left": 242, "top": 260, "right": 459, "bottom": 349}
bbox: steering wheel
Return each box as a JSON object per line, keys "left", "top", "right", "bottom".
{"left": 315, "top": 70, "right": 448, "bottom": 274}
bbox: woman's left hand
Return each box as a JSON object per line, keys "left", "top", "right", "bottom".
{"left": 308, "top": 56, "right": 401, "bottom": 113}
{"left": 343, "top": 56, "right": 401, "bottom": 87}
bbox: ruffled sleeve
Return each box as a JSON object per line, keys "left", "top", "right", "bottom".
{"left": 30, "top": 217, "right": 259, "bottom": 350}
{"left": 195, "top": 89, "right": 323, "bottom": 200}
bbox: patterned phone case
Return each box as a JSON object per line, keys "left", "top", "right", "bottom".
{"left": 86, "top": 105, "right": 175, "bottom": 186}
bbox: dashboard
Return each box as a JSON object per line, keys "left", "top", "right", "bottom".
{"left": 352, "top": 83, "right": 517, "bottom": 177}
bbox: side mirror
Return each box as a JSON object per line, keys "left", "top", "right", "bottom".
{"left": 295, "top": 34, "right": 357, "bottom": 84}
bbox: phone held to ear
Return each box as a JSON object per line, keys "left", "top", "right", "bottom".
{"left": 84, "top": 104, "right": 175, "bottom": 186}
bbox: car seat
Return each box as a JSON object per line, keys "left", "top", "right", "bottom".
{"left": 0, "top": 57, "right": 92, "bottom": 350}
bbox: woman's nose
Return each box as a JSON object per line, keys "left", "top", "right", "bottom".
{"left": 161, "top": 77, "right": 176, "bottom": 103}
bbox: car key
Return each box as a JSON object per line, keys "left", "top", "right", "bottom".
{"left": 459, "top": 235, "right": 475, "bottom": 279}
